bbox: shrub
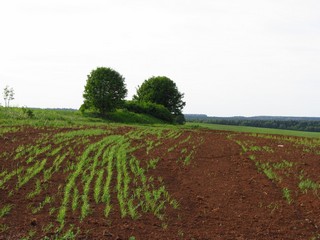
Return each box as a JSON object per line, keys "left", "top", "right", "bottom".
{"left": 124, "top": 101, "right": 173, "bottom": 123}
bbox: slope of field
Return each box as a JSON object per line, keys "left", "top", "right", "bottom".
{"left": 1, "top": 124, "right": 320, "bottom": 239}
{"left": 188, "top": 122, "right": 320, "bottom": 138}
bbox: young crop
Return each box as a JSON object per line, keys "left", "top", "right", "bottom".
{"left": 147, "top": 158, "right": 160, "bottom": 170}
{"left": 17, "top": 159, "right": 47, "bottom": 189}
{"left": 1, "top": 125, "right": 185, "bottom": 237}
{"left": 72, "top": 188, "right": 79, "bottom": 212}
{"left": 116, "top": 143, "right": 130, "bottom": 218}
{"left": 42, "top": 222, "right": 54, "bottom": 234}
{"left": 272, "top": 160, "right": 294, "bottom": 169}
{"left": 299, "top": 178, "right": 320, "bottom": 193}
{"left": 102, "top": 144, "right": 116, "bottom": 217}
{"left": 0, "top": 204, "right": 13, "bottom": 218}
{"left": 282, "top": 187, "right": 293, "bottom": 204}
{"left": 255, "top": 162, "right": 279, "bottom": 181}
{"left": 183, "top": 151, "right": 194, "bottom": 165}
{"left": 0, "top": 224, "right": 9, "bottom": 233}
{"left": 146, "top": 140, "right": 154, "bottom": 155}
{"left": 31, "top": 196, "right": 52, "bottom": 214}
{"left": 94, "top": 169, "right": 105, "bottom": 203}
{"left": 236, "top": 140, "right": 248, "bottom": 153}
{"left": 27, "top": 179, "right": 42, "bottom": 199}
{"left": 80, "top": 140, "right": 106, "bottom": 219}
{"left": 0, "top": 167, "right": 23, "bottom": 189}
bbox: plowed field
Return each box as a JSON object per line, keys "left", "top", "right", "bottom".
{"left": 1, "top": 125, "right": 320, "bottom": 239}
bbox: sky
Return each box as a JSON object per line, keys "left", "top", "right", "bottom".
{"left": 0, "top": 0, "right": 320, "bottom": 117}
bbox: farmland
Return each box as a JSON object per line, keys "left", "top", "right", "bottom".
{"left": 1, "top": 114, "right": 320, "bottom": 239}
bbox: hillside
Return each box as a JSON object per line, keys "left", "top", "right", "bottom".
{"left": 185, "top": 114, "right": 320, "bottom": 121}
{"left": 185, "top": 114, "right": 320, "bottom": 132}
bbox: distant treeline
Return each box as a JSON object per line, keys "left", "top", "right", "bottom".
{"left": 185, "top": 114, "right": 320, "bottom": 132}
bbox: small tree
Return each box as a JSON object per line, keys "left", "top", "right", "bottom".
{"left": 81, "top": 67, "right": 127, "bottom": 115}
{"left": 3, "top": 86, "right": 14, "bottom": 107}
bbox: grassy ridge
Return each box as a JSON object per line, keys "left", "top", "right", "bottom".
{"left": 187, "top": 122, "right": 320, "bottom": 138}
{"left": 2, "top": 107, "right": 320, "bottom": 138}
{"left": 0, "top": 107, "right": 165, "bottom": 127}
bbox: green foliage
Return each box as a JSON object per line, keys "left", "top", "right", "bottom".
{"left": 124, "top": 100, "right": 173, "bottom": 123}
{"left": 133, "top": 76, "right": 185, "bottom": 115}
{"left": 82, "top": 67, "right": 127, "bottom": 115}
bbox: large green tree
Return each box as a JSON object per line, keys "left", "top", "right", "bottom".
{"left": 82, "top": 67, "right": 127, "bottom": 115}
{"left": 133, "top": 76, "right": 186, "bottom": 115}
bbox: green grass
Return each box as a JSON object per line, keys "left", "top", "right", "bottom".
{"left": 187, "top": 122, "right": 320, "bottom": 138}
{"left": 0, "top": 107, "right": 165, "bottom": 127}
{"left": 105, "top": 109, "right": 166, "bottom": 125}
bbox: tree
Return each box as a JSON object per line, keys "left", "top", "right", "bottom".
{"left": 82, "top": 67, "right": 127, "bottom": 115}
{"left": 134, "top": 76, "right": 186, "bottom": 115}
{"left": 3, "top": 85, "right": 14, "bottom": 107}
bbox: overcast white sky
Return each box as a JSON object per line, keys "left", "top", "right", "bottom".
{"left": 1, "top": 0, "right": 319, "bottom": 116}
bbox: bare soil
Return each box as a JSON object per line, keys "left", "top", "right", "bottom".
{"left": 0, "top": 127, "right": 320, "bottom": 239}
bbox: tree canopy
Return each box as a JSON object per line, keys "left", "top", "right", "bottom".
{"left": 82, "top": 67, "right": 127, "bottom": 115}
{"left": 133, "top": 76, "right": 186, "bottom": 115}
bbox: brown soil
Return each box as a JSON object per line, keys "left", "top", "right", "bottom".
{"left": 0, "top": 127, "right": 320, "bottom": 239}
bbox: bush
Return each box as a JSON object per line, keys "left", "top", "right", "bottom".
{"left": 124, "top": 101, "right": 173, "bottom": 123}
{"left": 173, "top": 114, "right": 186, "bottom": 125}
{"left": 22, "top": 107, "right": 34, "bottom": 118}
